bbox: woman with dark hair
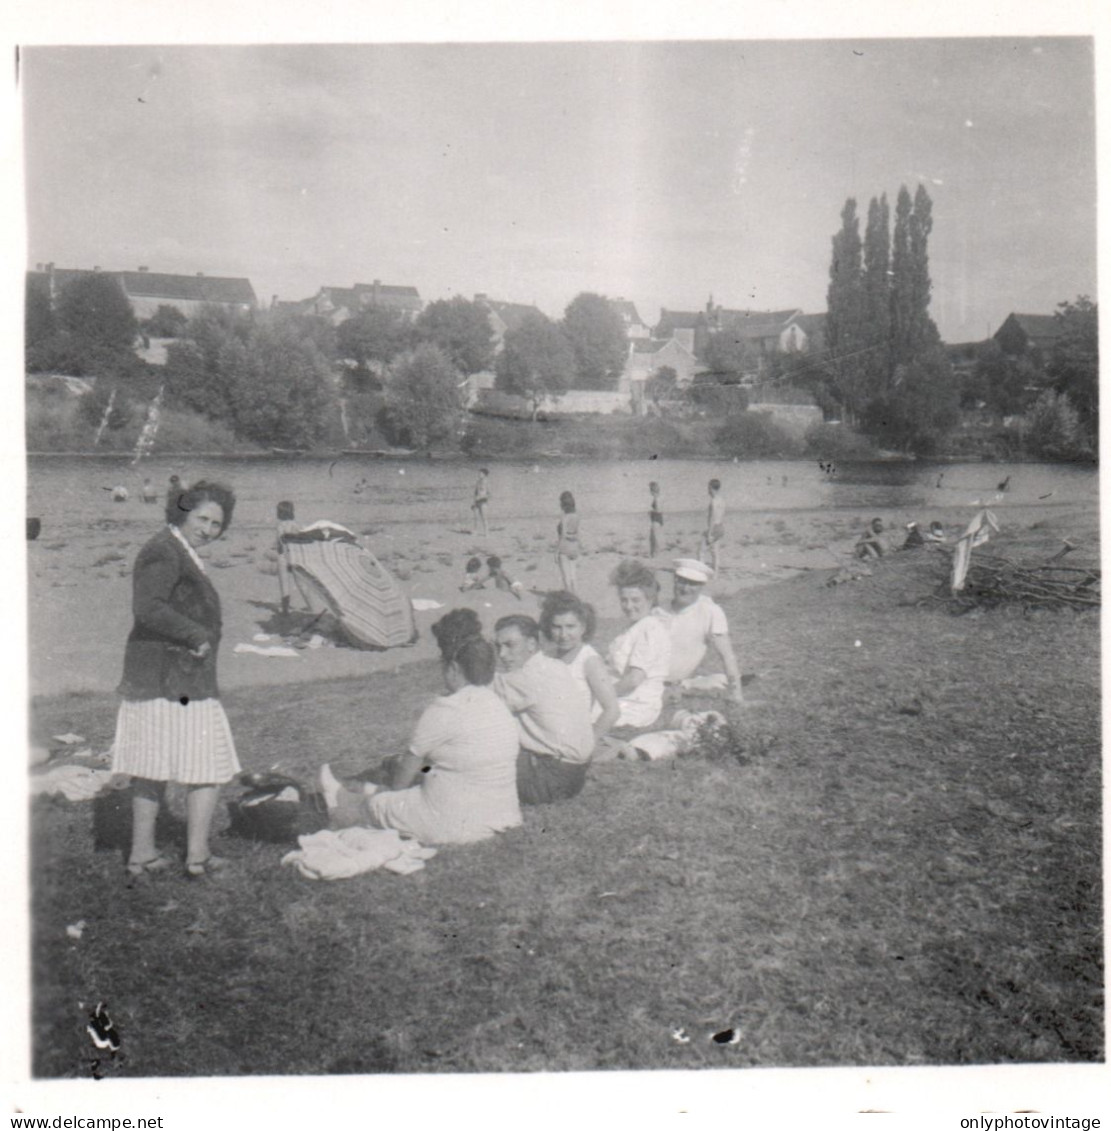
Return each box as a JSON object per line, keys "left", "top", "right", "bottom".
{"left": 539, "top": 591, "right": 619, "bottom": 742}
{"left": 319, "top": 612, "right": 521, "bottom": 845}
{"left": 606, "top": 558, "right": 671, "bottom": 729}
{"left": 112, "top": 479, "right": 239, "bottom": 878}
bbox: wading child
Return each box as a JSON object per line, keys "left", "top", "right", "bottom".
{"left": 699, "top": 478, "right": 725, "bottom": 574}
{"left": 648, "top": 481, "right": 663, "bottom": 558}
{"left": 471, "top": 468, "right": 490, "bottom": 539}
{"left": 556, "top": 491, "right": 581, "bottom": 594}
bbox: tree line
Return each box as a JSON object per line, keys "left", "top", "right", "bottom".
{"left": 25, "top": 275, "right": 632, "bottom": 449}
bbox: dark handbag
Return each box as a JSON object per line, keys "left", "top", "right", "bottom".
{"left": 226, "top": 772, "right": 328, "bottom": 843}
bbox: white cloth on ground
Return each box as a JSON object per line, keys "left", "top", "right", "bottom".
{"left": 627, "top": 709, "right": 728, "bottom": 761}
{"left": 234, "top": 642, "right": 301, "bottom": 658}
{"left": 281, "top": 827, "right": 437, "bottom": 880}
{"left": 30, "top": 764, "right": 114, "bottom": 801}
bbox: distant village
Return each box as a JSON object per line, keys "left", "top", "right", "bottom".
{"left": 27, "top": 261, "right": 1064, "bottom": 431}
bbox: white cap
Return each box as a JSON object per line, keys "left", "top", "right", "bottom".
{"left": 673, "top": 558, "right": 713, "bottom": 583}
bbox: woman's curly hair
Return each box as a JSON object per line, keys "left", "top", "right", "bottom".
{"left": 608, "top": 558, "right": 658, "bottom": 596}
{"left": 539, "top": 590, "right": 597, "bottom": 642}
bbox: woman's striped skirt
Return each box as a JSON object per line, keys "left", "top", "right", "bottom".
{"left": 111, "top": 697, "right": 241, "bottom": 785}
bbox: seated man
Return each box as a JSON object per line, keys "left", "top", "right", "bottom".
{"left": 855, "top": 517, "right": 888, "bottom": 559}
{"left": 493, "top": 614, "right": 595, "bottom": 806}
{"left": 665, "top": 559, "right": 743, "bottom": 704}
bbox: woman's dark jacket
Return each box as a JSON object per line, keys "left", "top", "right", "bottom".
{"left": 118, "top": 526, "right": 223, "bottom": 702}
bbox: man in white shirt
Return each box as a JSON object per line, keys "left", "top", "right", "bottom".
{"left": 666, "top": 559, "right": 743, "bottom": 704}
{"left": 493, "top": 615, "right": 595, "bottom": 804}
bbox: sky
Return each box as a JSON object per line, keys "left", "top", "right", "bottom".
{"left": 19, "top": 37, "right": 1098, "bottom": 345}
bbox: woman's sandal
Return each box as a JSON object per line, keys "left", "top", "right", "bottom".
{"left": 126, "top": 855, "right": 171, "bottom": 877}
{"left": 184, "top": 856, "right": 229, "bottom": 879}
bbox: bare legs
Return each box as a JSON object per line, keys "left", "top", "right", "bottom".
{"left": 185, "top": 785, "right": 220, "bottom": 868}
{"left": 127, "top": 778, "right": 222, "bottom": 872}
{"left": 699, "top": 534, "right": 720, "bottom": 574}
{"left": 558, "top": 554, "right": 578, "bottom": 594}
{"left": 128, "top": 778, "right": 164, "bottom": 866}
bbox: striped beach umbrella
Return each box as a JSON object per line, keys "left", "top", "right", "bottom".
{"left": 284, "top": 538, "right": 417, "bottom": 649}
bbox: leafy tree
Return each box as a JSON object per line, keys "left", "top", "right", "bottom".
{"left": 56, "top": 273, "right": 138, "bottom": 355}
{"left": 965, "top": 340, "right": 1033, "bottom": 417}
{"left": 889, "top": 186, "right": 913, "bottom": 365}
{"left": 336, "top": 305, "right": 412, "bottom": 370}
{"left": 25, "top": 277, "right": 55, "bottom": 353}
{"left": 414, "top": 297, "right": 494, "bottom": 376}
{"left": 224, "top": 318, "right": 336, "bottom": 448}
{"left": 861, "top": 193, "right": 892, "bottom": 393}
{"left": 382, "top": 344, "right": 464, "bottom": 450}
{"left": 495, "top": 310, "right": 575, "bottom": 420}
{"left": 702, "top": 331, "right": 759, "bottom": 379}
{"left": 646, "top": 365, "right": 679, "bottom": 407}
{"left": 858, "top": 345, "right": 959, "bottom": 454}
{"left": 1023, "top": 389, "right": 1088, "bottom": 460}
{"left": 561, "top": 293, "right": 627, "bottom": 390}
{"left": 142, "top": 304, "right": 189, "bottom": 338}
{"left": 165, "top": 308, "right": 334, "bottom": 447}
{"left": 1045, "top": 296, "right": 1098, "bottom": 436}
{"left": 164, "top": 306, "right": 252, "bottom": 422}
{"left": 824, "top": 198, "right": 868, "bottom": 421}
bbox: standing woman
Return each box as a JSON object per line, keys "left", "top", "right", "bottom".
{"left": 112, "top": 480, "right": 240, "bottom": 878}
{"left": 555, "top": 490, "right": 581, "bottom": 594}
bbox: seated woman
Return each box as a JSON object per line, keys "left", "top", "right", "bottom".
{"left": 318, "top": 612, "right": 521, "bottom": 845}
{"left": 540, "top": 591, "right": 620, "bottom": 744}
{"left": 606, "top": 559, "right": 671, "bottom": 729}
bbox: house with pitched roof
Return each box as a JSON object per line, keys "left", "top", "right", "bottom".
{"left": 28, "top": 263, "right": 258, "bottom": 320}
{"left": 289, "top": 280, "right": 424, "bottom": 325}
{"left": 622, "top": 336, "right": 700, "bottom": 387}
{"left": 993, "top": 313, "right": 1062, "bottom": 363}
{"left": 472, "top": 294, "right": 545, "bottom": 351}
{"left": 608, "top": 298, "right": 650, "bottom": 340}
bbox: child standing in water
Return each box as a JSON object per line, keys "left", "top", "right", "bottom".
{"left": 471, "top": 468, "right": 490, "bottom": 539}
{"left": 556, "top": 490, "right": 581, "bottom": 594}
{"left": 699, "top": 478, "right": 725, "bottom": 574}
{"left": 648, "top": 481, "right": 663, "bottom": 558}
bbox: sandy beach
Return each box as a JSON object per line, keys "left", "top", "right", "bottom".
{"left": 28, "top": 469, "right": 1093, "bottom": 702}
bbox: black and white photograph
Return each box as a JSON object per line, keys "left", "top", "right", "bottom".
{"left": 9, "top": 1, "right": 1106, "bottom": 1122}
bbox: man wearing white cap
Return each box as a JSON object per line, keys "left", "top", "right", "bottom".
{"left": 666, "top": 559, "right": 743, "bottom": 704}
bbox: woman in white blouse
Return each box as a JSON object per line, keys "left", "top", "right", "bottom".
{"left": 606, "top": 559, "right": 671, "bottom": 729}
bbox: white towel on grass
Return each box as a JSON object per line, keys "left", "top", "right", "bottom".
{"left": 281, "top": 827, "right": 436, "bottom": 880}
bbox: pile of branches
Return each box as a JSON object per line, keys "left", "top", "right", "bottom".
{"left": 949, "top": 552, "right": 1100, "bottom": 611}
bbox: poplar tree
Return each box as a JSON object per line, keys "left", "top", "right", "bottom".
{"left": 889, "top": 186, "right": 914, "bottom": 365}
{"left": 861, "top": 193, "right": 891, "bottom": 391}
{"left": 824, "top": 197, "right": 866, "bottom": 420}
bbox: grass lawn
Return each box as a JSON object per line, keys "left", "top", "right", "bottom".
{"left": 29, "top": 512, "right": 1102, "bottom": 1076}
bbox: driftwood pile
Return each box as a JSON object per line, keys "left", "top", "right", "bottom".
{"left": 948, "top": 551, "right": 1100, "bottom": 611}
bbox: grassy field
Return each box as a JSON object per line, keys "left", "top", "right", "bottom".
{"left": 29, "top": 509, "right": 1101, "bottom": 1076}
